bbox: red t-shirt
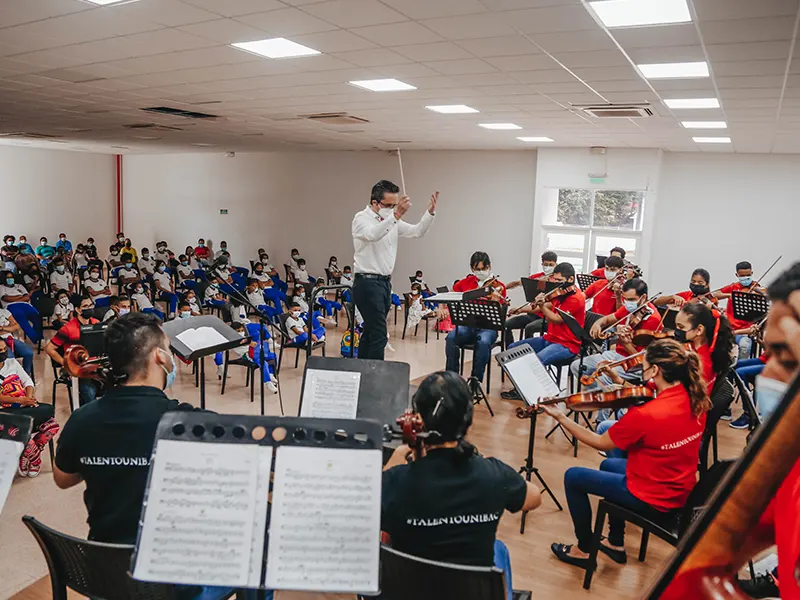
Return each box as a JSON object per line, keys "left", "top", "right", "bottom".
{"left": 590, "top": 267, "right": 605, "bottom": 277}
{"left": 608, "top": 384, "right": 706, "bottom": 511}
{"left": 50, "top": 317, "right": 100, "bottom": 352}
{"left": 453, "top": 275, "right": 507, "bottom": 299}
{"left": 194, "top": 246, "right": 210, "bottom": 260}
{"left": 611, "top": 303, "right": 662, "bottom": 357}
{"left": 719, "top": 283, "right": 759, "bottom": 330}
{"left": 543, "top": 288, "right": 586, "bottom": 354}
{"left": 585, "top": 279, "right": 616, "bottom": 316}
{"left": 529, "top": 271, "right": 545, "bottom": 280}
{"left": 759, "top": 459, "right": 800, "bottom": 600}
{"left": 695, "top": 343, "right": 716, "bottom": 392}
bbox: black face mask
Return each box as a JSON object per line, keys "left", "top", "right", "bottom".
{"left": 0, "top": 351, "right": 7, "bottom": 362}
{"left": 689, "top": 283, "right": 708, "bottom": 296}
{"left": 673, "top": 329, "right": 688, "bottom": 343}
{"left": 80, "top": 309, "right": 94, "bottom": 319}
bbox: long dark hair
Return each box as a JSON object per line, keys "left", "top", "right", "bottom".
{"left": 680, "top": 302, "right": 735, "bottom": 376}
{"left": 646, "top": 339, "right": 711, "bottom": 417}
{"left": 412, "top": 371, "right": 476, "bottom": 462}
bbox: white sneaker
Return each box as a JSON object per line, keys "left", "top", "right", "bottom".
{"left": 269, "top": 373, "right": 278, "bottom": 383}
{"left": 386, "top": 342, "right": 396, "bottom": 352}
{"left": 216, "top": 365, "right": 228, "bottom": 379}
{"left": 267, "top": 381, "right": 278, "bottom": 394}
{"left": 317, "top": 335, "right": 326, "bottom": 343}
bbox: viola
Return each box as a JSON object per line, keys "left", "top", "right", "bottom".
{"left": 580, "top": 350, "right": 645, "bottom": 386}
{"left": 631, "top": 329, "right": 676, "bottom": 347}
{"left": 516, "top": 385, "right": 654, "bottom": 419}
{"left": 395, "top": 410, "right": 426, "bottom": 461}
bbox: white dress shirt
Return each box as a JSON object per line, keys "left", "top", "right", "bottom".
{"left": 352, "top": 205, "right": 435, "bottom": 276}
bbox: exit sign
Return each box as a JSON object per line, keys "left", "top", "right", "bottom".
{"left": 589, "top": 177, "right": 606, "bottom": 184}
{"left": 219, "top": 209, "right": 228, "bottom": 215}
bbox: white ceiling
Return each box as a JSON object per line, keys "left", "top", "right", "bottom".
{"left": 1, "top": 0, "right": 799, "bottom": 154}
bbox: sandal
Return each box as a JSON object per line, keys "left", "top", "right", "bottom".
{"left": 550, "top": 543, "right": 589, "bottom": 569}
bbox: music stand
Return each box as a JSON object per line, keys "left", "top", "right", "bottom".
{"left": 0, "top": 413, "right": 33, "bottom": 514}
{"left": 520, "top": 277, "right": 560, "bottom": 302}
{"left": 436, "top": 286, "right": 449, "bottom": 293}
{"left": 162, "top": 315, "right": 250, "bottom": 411}
{"left": 495, "top": 346, "right": 563, "bottom": 534}
{"left": 731, "top": 291, "right": 770, "bottom": 323}
{"left": 576, "top": 273, "right": 603, "bottom": 291}
{"left": 79, "top": 323, "right": 108, "bottom": 357}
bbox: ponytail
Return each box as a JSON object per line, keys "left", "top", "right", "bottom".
{"left": 683, "top": 351, "right": 711, "bottom": 417}
{"left": 646, "top": 338, "right": 711, "bottom": 417}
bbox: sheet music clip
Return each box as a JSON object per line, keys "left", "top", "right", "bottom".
{"left": 133, "top": 412, "right": 383, "bottom": 595}
{"left": 576, "top": 273, "right": 603, "bottom": 291}
{"left": 731, "top": 291, "right": 770, "bottom": 323}
{"left": 0, "top": 413, "right": 33, "bottom": 515}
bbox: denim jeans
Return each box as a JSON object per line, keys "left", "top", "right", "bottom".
{"left": 8, "top": 339, "right": 34, "bottom": 376}
{"left": 158, "top": 291, "right": 178, "bottom": 315}
{"left": 735, "top": 334, "right": 753, "bottom": 360}
{"left": 596, "top": 420, "right": 626, "bottom": 458}
{"left": 445, "top": 326, "right": 498, "bottom": 382}
{"left": 79, "top": 378, "right": 98, "bottom": 407}
{"left": 564, "top": 458, "right": 654, "bottom": 552}
{"left": 508, "top": 336, "right": 576, "bottom": 366}
{"left": 735, "top": 357, "right": 764, "bottom": 387}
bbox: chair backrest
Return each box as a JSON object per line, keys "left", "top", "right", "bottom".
{"left": 32, "top": 294, "right": 56, "bottom": 319}
{"left": 278, "top": 311, "right": 292, "bottom": 338}
{"left": 436, "top": 286, "right": 449, "bottom": 293}
{"left": 699, "top": 372, "right": 735, "bottom": 473}
{"left": 378, "top": 545, "right": 506, "bottom": 600}
{"left": 729, "top": 370, "right": 762, "bottom": 428}
{"left": 677, "top": 460, "right": 735, "bottom": 538}
{"left": 343, "top": 301, "right": 355, "bottom": 329}
{"left": 22, "top": 516, "right": 180, "bottom": 600}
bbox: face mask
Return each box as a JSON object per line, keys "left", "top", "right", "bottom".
{"left": 180, "top": 261, "right": 188, "bottom": 267}
{"left": 198, "top": 243, "right": 205, "bottom": 248}
{"left": 292, "top": 253, "right": 299, "bottom": 258}
{"left": 6, "top": 241, "right": 15, "bottom": 247}
{"left": 0, "top": 351, "right": 7, "bottom": 363}
{"left": 19, "top": 240, "right": 25, "bottom": 245}
{"left": 689, "top": 283, "right": 708, "bottom": 296}
{"left": 59, "top": 297, "right": 69, "bottom": 306}
{"left": 86, "top": 242, "right": 93, "bottom": 248}
{"left": 623, "top": 299, "right": 639, "bottom": 313}
{"left": 473, "top": 269, "right": 491, "bottom": 283}
{"left": 344, "top": 273, "right": 351, "bottom": 279}
{"left": 112, "top": 251, "right": 119, "bottom": 256}
{"left": 180, "top": 311, "right": 191, "bottom": 319}
{"left": 142, "top": 253, "right": 149, "bottom": 259}
{"left": 412, "top": 290, "right": 420, "bottom": 296}
{"left": 119, "top": 307, "right": 130, "bottom": 316}
{"left": 738, "top": 276, "right": 753, "bottom": 287}
{"left": 5, "top": 278, "right": 14, "bottom": 286}
{"left": 40, "top": 241, "right": 47, "bottom": 246}
{"left": 60, "top": 237, "right": 66, "bottom": 242}
{"left": 158, "top": 246, "right": 165, "bottom": 252}
{"left": 56, "top": 265, "right": 65, "bottom": 273}
{"left": 158, "top": 266, "right": 166, "bottom": 273}
{"left": 90, "top": 273, "right": 99, "bottom": 280}
{"left": 124, "top": 263, "right": 132, "bottom": 269}
{"left": 755, "top": 375, "right": 789, "bottom": 419}
{"left": 299, "top": 265, "right": 306, "bottom": 271}
{"left": 291, "top": 312, "right": 301, "bottom": 319}
{"left": 159, "top": 349, "right": 177, "bottom": 390}
{"left": 542, "top": 265, "right": 555, "bottom": 276}
{"left": 378, "top": 206, "right": 394, "bottom": 220}
{"left": 673, "top": 328, "right": 691, "bottom": 343}
{"left": 255, "top": 268, "right": 263, "bottom": 274}
{"left": 331, "top": 260, "right": 337, "bottom": 265}
{"left": 118, "top": 236, "right": 124, "bottom": 242}
{"left": 188, "top": 297, "right": 197, "bottom": 304}
{"left": 221, "top": 246, "right": 227, "bottom": 251}
{"left": 604, "top": 269, "right": 618, "bottom": 281}
{"left": 80, "top": 309, "right": 93, "bottom": 319}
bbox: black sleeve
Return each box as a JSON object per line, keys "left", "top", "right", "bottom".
{"left": 380, "top": 467, "right": 402, "bottom": 535}
{"left": 488, "top": 458, "right": 528, "bottom": 514}
{"left": 54, "top": 413, "right": 83, "bottom": 474}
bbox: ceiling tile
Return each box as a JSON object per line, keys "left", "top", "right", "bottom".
{"left": 235, "top": 8, "right": 339, "bottom": 36}
{"left": 553, "top": 50, "right": 630, "bottom": 69}
{"left": 123, "top": 29, "right": 216, "bottom": 55}
{"left": 706, "top": 41, "right": 791, "bottom": 62}
{"left": 699, "top": 16, "right": 797, "bottom": 45}
{"left": 421, "top": 13, "right": 518, "bottom": 40}
{"left": 479, "top": 0, "right": 583, "bottom": 9}
{"left": 612, "top": 23, "right": 700, "bottom": 49}
{"left": 485, "top": 54, "right": 559, "bottom": 72}
{"left": 526, "top": 29, "right": 617, "bottom": 53}
{"left": 694, "top": 0, "right": 799, "bottom": 22}
{"left": 393, "top": 42, "right": 472, "bottom": 62}
{"left": 302, "top": 0, "right": 407, "bottom": 28}
{"left": 627, "top": 45, "right": 706, "bottom": 64}
{"left": 507, "top": 5, "right": 599, "bottom": 34}
{"left": 179, "top": 18, "right": 270, "bottom": 44}
{"left": 380, "top": 0, "right": 486, "bottom": 19}
{"left": 424, "top": 58, "right": 498, "bottom": 75}
{"left": 0, "top": 0, "right": 90, "bottom": 28}
{"left": 350, "top": 21, "right": 444, "bottom": 46}
{"left": 455, "top": 35, "right": 540, "bottom": 58}
{"left": 713, "top": 59, "right": 788, "bottom": 77}
{"left": 292, "top": 30, "right": 378, "bottom": 52}
{"left": 112, "top": 0, "right": 219, "bottom": 27}
{"left": 182, "top": 0, "right": 287, "bottom": 17}
{"left": 716, "top": 75, "right": 786, "bottom": 89}
{"left": 330, "top": 48, "right": 411, "bottom": 67}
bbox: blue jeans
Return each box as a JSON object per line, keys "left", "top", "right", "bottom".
{"left": 735, "top": 334, "right": 753, "bottom": 359}
{"left": 270, "top": 275, "right": 287, "bottom": 293}
{"left": 596, "top": 420, "right": 626, "bottom": 458}
{"left": 9, "top": 340, "right": 34, "bottom": 376}
{"left": 735, "top": 357, "right": 764, "bottom": 388}
{"left": 142, "top": 307, "right": 165, "bottom": 321}
{"left": 79, "top": 378, "right": 98, "bottom": 407}
{"left": 493, "top": 539, "right": 513, "bottom": 600}
{"left": 445, "top": 326, "right": 498, "bottom": 382}
{"left": 564, "top": 458, "right": 654, "bottom": 552}
{"left": 158, "top": 291, "right": 178, "bottom": 315}
{"left": 6, "top": 302, "right": 42, "bottom": 343}
{"left": 509, "top": 336, "right": 576, "bottom": 366}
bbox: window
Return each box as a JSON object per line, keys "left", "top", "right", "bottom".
{"left": 540, "top": 188, "right": 645, "bottom": 273}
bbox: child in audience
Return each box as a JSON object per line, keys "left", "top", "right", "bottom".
{"left": 184, "top": 290, "right": 201, "bottom": 315}
{"left": 285, "top": 302, "right": 326, "bottom": 345}
{"left": 290, "top": 248, "right": 301, "bottom": 269}
{"left": 178, "top": 301, "right": 192, "bottom": 320}
{"left": 117, "top": 253, "right": 141, "bottom": 288}
{"left": 103, "top": 295, "right": 132, "bottom": 322}
{"left": 0, "top": 303, "right": 36, "bottom": 374}
{"left": 52, "top": 289, "right": 73, "bottom": 329}
{"left": 245, "top": 278, "right": 279, "bottom": 320}
{"left": 84, "top": 237, "right": 95, "bottom": 253}
{"left": 194, "top": 238, "right": 210, "bottom": 265}
{"left": 21, "top": 264, "right": 42, "bottom": 296}
{"left": 16, "top": 236, "right": 33, "bottom": 256}
{"left": 176, "top": 255, "right": 194, "bottom": 288}
{"left": 214, "top": 321, "right": 279, "bottom": 393}
{"left": 0, "top": 271, "right": 30, "bottom": 309}
{"left": 122, "top": 238, "right": 137, "bottom": 263}
{"left": 1, "top": 235, "right": 18, "bottom": 271}
{"left": 291, "top": 286, "right": 309, "bottom": 313}
{"left": 258, "top": 250, "right": 277, "bottom": 276}
{"left": 216, "top": 241, "right": 229, "bottom": 260}
{"left": 138, "top": 247, "right": 155, "bottom": 278}
{"left": 183, "top": 246, "right": 198, "bottom": 269}
{"left": 313, "top": 278, "right": 342, "bottom": 317}
{"left": 131, "top": 282, "right": 164, "bottom": 321}
{"left": 49, "top": 258, "right": 74, "bottom": 296}
{"left": 107, "top": 245, "right": 123, "bottom": 269}
{"left": 204, "top": 281, "right": 230, "bottom": 316}
{"left": 328, "top": 256, "right": 342, "bottom": 281}
{"left": 341, "top": 266, "right": 353, "bottom": 302}
{"left": 293, "top": 258, "right": 312, "bottom": 284}
{"left": 155, "top": 241, "right": 170, "bottom": 265}
{"left": 153, "top": 260, "right": 178, "bottom": 319}
{"left": 251, "top": 262, "right": 285, "bottom": 306}
{"left": 84, "top": 247, "right": 103, "bottom": 280}
{"left": 72, "top": 244, "right": 88, "bottom": 272}
{"left": 55, "top": 233, "right": 72, "bottom": 259}
{"left": 407, "top": 282, "right": 434, "bottom": 330}
{"left": 84, "top": 267, "right": 111, "bottom": 300}
{"left": 36, "top": 237, "right": 55, "bottom": 264}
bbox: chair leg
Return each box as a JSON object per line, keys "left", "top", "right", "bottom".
{"left": 66, "top": 383, "right": 74, "bottom": 413}
{"left": 221, "top": 354, "right": 229, "bottom": 395}
{"left": 295, "top": 348, "right": 300, "bottom": 368}
{"left": 583, "top": 504, "right": 608, "bottom": 590}
{"left": 459, "top": 348, "right": 465, "bottom": 376}
{"left": 486, "top": 355, "right": 491, "bottom": 392}
{"left": 322, "top": 344, "right": 326, "bottom": 357}
{"left": 48, "top": 439, "right": 55, "bottom": 464}
{"left": 250, "top": 370, "right": 255, "bottom": 404}
{"left": 425, "top": 321, "right": 429, "bottom": 344}
{"left": 638, "top": 530, "right": 650, "bottom": 562}
{"left": 277, "top": 345, "right": 284, "bottom": 375}
{"left": 402, "top": 318, "right": 408, "bottom": 340}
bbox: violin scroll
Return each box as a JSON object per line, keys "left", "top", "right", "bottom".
{"left": 396, "top": 410, "right": 425, "bottom": 459}
{"left": 63, "top": 345, "right": 112, "bottom": 382}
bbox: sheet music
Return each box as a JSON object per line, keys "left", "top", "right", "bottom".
{"left": 505, "top": 352, "right": 560, "bottom": 406}
{"left": 300, "top": 370, "right": 361, "bottom": 420}
{"left": 265, "top": 446, "right": 381, "bottom": 593}
{"left": 133, "top": 440, "right": 269, "bottom": 587}
{"left": 176, "top": 326, "right": 229, "bottom": 351}
{"left": 247, "top": 445, "right": 273, "bottom": 587}
{"left": 0, "top": 438, "right": 23, "bottom": 514}
{"left": 426, "top": 292, "right": 463, "bottom": 302}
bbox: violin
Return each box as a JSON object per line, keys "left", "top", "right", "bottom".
{"left": 395, "top": 410, "right": 426, "bottom": 461}
{"left": 516, "top": 385, "right": 654, "bottom": 419}
{"left": 533, "top": 282, "right": 577, "bottom": 308}
{"left": 580, "top": 350, "right": 645, "bottom": 386}
{"left": 631, "top": 329, "right": 676, "bottom": 347}
{"left": 596, "top": 295, "right": 662, "bottom": 339}
{"left": 63, "top": 345, "right": 112, "bottom": 383}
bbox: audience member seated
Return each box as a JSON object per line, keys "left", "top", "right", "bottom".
{"left": 328, "top": 256, "right": 342, "bottom": 281}
{"left": 35, "top": 237, "right": 55, "bottom": 264}
{"left": 117, "top": 253, "right": 141, "bottom": 288}
{"left": 155, "top": 241, "right": 170, "bottom": 265}
{"left": 407, "top": 282, "right": 434, "bottom": 331}
{"left": 55, "top": 233, "right": 73, "bottom": 259}
{"left": 0, "top": 271, "right": 40, "bottom": 343}
{"left": 214, "top": 321, "right": 279, "bottom": 393}
{"left": 121, "top": 238, "right": 137, "bottom": 262}
{"left": 176, "top": 255, "right": 194, "bottom": 288}
{"left": 290, "top": 248, "right": 301, "bottom": 270}
{"left": 103, "top": 295, "right": 132, "bottom": 322}
{"left": 131, "top": 281, "right": 164, "bottom": 321}
{"left": 313, "top": 278, "right": 342, "bottom": 317}
{"left": 84, "top": 267, "right": 111, "bottom": 302}
{"left": 286, "top": 302, "right": 326, "bottom": 345}
{"left": 0, "top": 338, "right": 59, "bottom": 478}
{"left": 245, "top": 278, "right": 279, "bottom": 321}
{"left": 16, "top": 235, "right": 33, "bottom": 257}
{"left": 177, "top": 301, "right": 192, "bottom": 320}
{"left": 106, "top": 245, "right": 123, "bottom": 269}
{"left": 138, "top": 247, "right": 155, "bottom": 279}
{"left": 194, "top": 238, "right": 210, "bottom": 266}
{"left": 85, "top": 237, "right": 96, "bottom": 253}
{"left": 382, "top": 371, "right": 541, "bottom": 600}
{"left": 45, "top": 296, "right": 100, "bottom": 406}
{"left": 72, "top": 244, "right": 88, "bottom": 272}
{"left": 21, "top": 263, "right": 43, "bottom": 297}
{"left": 84, "top": 247, "right": 104, "bottom": 280}
{"left": 341, "top": 265, "right": 353, "bottom": 302}
{"left": 183, "top": 290, "right": 201, "bottom": 315}
{"left": 49, "top": 257, "right": 74, "bottom": 296}
{"left": 52, "top": 289, "right": 73, "bottom": 329}
{"left": 0, "top": 304, "right": 35, "bottom": 376}
{"left": 215, "top": 240, "right": 229, "bottom": 260}
{"left": 292, "top": 258, "right": 312, "bottom": 284}
{"left": 14, "top": 239, "right": 37, "bottom": 275}
{"left": 152, "top": 260, "right": 177, "bottom": 319}
{"left": 1, "top": 235, "right": 19, "bottom": 271}
{"left": 112, "top": 232, "right": 126, "bottom": 251}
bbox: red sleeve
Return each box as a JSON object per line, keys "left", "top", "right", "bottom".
{"left": 590, "top": 268, "right": 604, "bottom": 277}
{"left": 607, "top": 407, "right": 646, "bottom": 450}
{"left": 50, "top": 324, "right": 71, "bottom": 349}
{"left": 720, "top": 284, "right": 736, "bottom": 294}
{"left": 676, "top": 290, "right": 693, "bottom": 301}
{"left": 529, "top": 272, "right": 544, "bottom": 279}
{"left": 453, "top": 277, "right": 472, "bottom": 293}
{"left": 585, "top": 280, "right": 602, "bottom": 299}
{"left": 612, "top": 306, "right": 627, "bottom": 320}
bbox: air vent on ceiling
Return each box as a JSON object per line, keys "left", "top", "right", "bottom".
{"left": 385, "top": 140, "right": 412, "bottom": 144}
{"left": 0, "top": 132, "right": 63, "bottom": 139}
{"left": 572, "top": 103, "right": 654, "bottom": 118}
{"left": 141, "top": 106, "right": 218, "bottom": 119}
{"left": 124, "top": 123, "right": 183, "bottom": 132}
{"left": 305, "top": 112, "right": 370, "bottom": 125}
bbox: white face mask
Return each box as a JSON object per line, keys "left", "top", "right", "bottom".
{"left": 59, "top": 297, "right": 69, "bottom": 306}
{"left": 188, "top": 297, "right": 197, "bottom": 304}
{"left": 604, "top": 269, "right": 618, "bottom": 281}
{"left": 473, "top": 269, "right": 492, "bottom": 283}
{"left": 542, "top": 265, "right": 555, "bottom": 276}
{"left": 291, "top": 312, "right": 301, "bottom": 319}
{"left": 119, "top": 307, "right": 130, "bottom": 316}
{"left": 755, "top": 375, "right": 789, "bottom": 419}
{"left": 378, "top": 206, "right": 395, "bottom": 220}
{"left": 90, "top": 273, "right": 99, "bottom": 280}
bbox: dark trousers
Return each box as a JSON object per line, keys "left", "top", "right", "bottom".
{"left": 504, "top": 315, "right": 545, "bottom": 344}
{"left": 0, "top": 403, "right": 54, "bottom": 429}
{"left": 353, "top": 275, "right": 390, "bottom": 361}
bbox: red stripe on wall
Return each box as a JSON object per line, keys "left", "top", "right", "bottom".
{"left": 116, "top": 154, "right": 123, "bottom": 233}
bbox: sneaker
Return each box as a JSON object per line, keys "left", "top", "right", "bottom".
{"left": 738, "top": 572, "right": 779, "bottom": 599}
{"left": 267, "top": 381, "right": 278, "bottom": 394}
{"left": 216, "top": 365, "right": 228, "bottom": 379}
{"left": 18, "top": 439, "right": 39, "bottom": 477}
{"left": 720, "top": 407, "right": 733, "bottom": 421}
{"left": 33, "top": 418, "right": 60, "bottom": 448}
{"left": 28, "top": 456, "right": 42, "bottom": 478}
{"left": 55, "top": 370, "right": 70, "bottom": 385}
{"left": 385, "top": 342, "right": 396, "bottom": 352}
{"left": 729, "top": 413, "right": 751, "bottom": 429}
{"left": 269, "top": 373, "right": 278, "bottom": 384}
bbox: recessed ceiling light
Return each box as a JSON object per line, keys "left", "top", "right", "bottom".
{"left": 588, "top": 0, "right": 690, "bottom": 28}
{"left": 479, "top": 123, "right": 522, "bottom": 130}
{"left": 192, "top": 143, "right": 215, "bottom": 147}
{"left": 80, "top": 0, "right": 140, "bottom": 5}
{"left": 681, "top": 121, "right": 727, "bottom": 129}
{"left": 231, "top": 38, "right": 321, "bottom": 59}
{"left": 664, "top": 98, "right": 720, "bottom": 109}
{"left": 693, "top": 136, "right": 731, "bottom": 144}
{"left": 517, "top": 136, "right": 554, "bottom": 142}
{"left": 425, "top": 105, "right": 479, "bottom": 114}
{"left": 638, "top": 61, "right": 709, "bottom": 79}
{"left": 349, "top": 78, "right": 416, "bottom": 92}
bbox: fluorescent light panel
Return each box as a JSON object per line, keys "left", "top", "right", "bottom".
{"left": 589, "top": 0, "right": 691, "bottom": 28}
{"left": 693, "top": 137, "right": 731, "bottom": 144}
{"left": 425, "top": 105, "right": 479, "bottom": 114}
{"left": 479, "top": 123, "right": 522, "bottom": 130}
{"left": 349, "top": 78, "right": 416, "bottom": 92}
{"left": 517, "top": 136, "right": 554, "bottom": 142}
{"left": 682, "top": 121, "right": 727, "bottom": 129}
{"left": 638, "top": 61, "right": 709, "bottom": 79}
{"left": 664, "top": 98, "right": 720, "bottom": 109}
{"left": 231, "top": 38, "right": 320, "bottom": 59}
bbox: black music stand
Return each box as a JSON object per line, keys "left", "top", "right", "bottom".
{"left": 521, "top": 277, "right": 560, "bottom": 301}
{"left": 448, "top": 300, "right": 507, "bottom": 416}
{"left": 495, "top": 346, "right": 563, "bottom": 534}
{"left": 162, "top": 315, "right": 250, "bottom": 411}
{"left": 79, "top": 323, "right": 108, "bottom": 357}
{"left": 543, "top": 308, "right": 599, "bottom": 457}
{"left": 655, "top": 306, "right": 678, "bottom": 331}
{"left": 576, "top": 273, "right": 603, "bottom": 291}
{"left": 731, "top": 291, "right": 770, "bottom": 323}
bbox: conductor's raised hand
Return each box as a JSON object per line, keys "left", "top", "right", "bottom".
{"left": 428, "top": 191, "right": 439, "bottom": 215}
{"left": 394, "top": 195, "right": 411, "bottom": 219}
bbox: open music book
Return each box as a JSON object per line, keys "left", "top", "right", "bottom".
{"left": 175, "top": 326, "right": 230, "bottom": 352}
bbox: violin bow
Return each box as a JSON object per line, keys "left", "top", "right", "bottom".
{"left": 396, "top": 147, "right": 407, "bottom": 196}
{"left": 754, "top": 254, "right": 782, "bottom": 288}
{"left": 601, "top": 294, "right": 662, "bottom": 335}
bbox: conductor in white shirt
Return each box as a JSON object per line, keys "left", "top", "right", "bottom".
{"left": 352, "top": 180, "right": 438, "bottom": 360}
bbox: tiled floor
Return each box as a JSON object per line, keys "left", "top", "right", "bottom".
{"left": 2, "top": 313, "right": 749, "bottom": 600}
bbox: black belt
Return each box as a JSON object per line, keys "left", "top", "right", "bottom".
{"left": 355, "top": 273, "right": 391, "bottom": 281}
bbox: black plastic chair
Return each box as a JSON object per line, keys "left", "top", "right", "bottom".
{"left": 22, "top": 516, "right": 238, "bottom": 600}
{"left": 377, "top": 544, "right": 530, "bottom": 600}
{"left": 276, "top": 312, "right": 325, "bottom": 372}
{"left": 699, "top": 371, "right": 735, "bottom": 475}
{"left": 220, "top": 351, "right": 258, "bottom": 403}
{"left": 582, "top": 459, "right": 735, "bottom": 590}
{"left": 729, "top": 369, "right": 762, "bottom": 431}
{"left": 401, "top": 293, "right": 437, "bottom": 343}
{"left": 50, "top": 359, "right": 74, "bottom": 414}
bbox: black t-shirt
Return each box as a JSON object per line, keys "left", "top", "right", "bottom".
{"left": 381, "top": 448, "right": 527, "bottom": 566}
{"left": 55, "top": 385, "right": 197, "bottom": 543}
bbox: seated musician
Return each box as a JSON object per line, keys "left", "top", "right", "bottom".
{"left": 445, "top": 251, "right": 506, "bottom": 391}
{"left": 590, "top": 246, "right": 626, "bottom": 277}
{"left": 584, "top": 255, "right": 625, "bottom": 316}
{"left": 714, "top": 260, "right": 767, "bottom": 360}
{"left": 673, "top": 302, "right": 735, "bottom": 393}
{"left": 571, "top": 278, "right": 662, "bottom": 391}
{"left": 382, "top": 371, "right": 541, "bottom": 600}
{"left": 504, "top": 250, "right": 558, "bottom": 343}
{"left": 502, "top": 262, "right": 585, "bottom": 400}
{"left": 656, "top": 267, "right": 718, "bottom": 308}
{"left": 543, "top": 338, "right": 710, "bottom": 568}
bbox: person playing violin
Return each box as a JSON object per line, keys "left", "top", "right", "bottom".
{"left": 584, "top": 255, "right": 626, "bottom": 316}
{"left": 502, "top": 262, "right": 585, "bottom": 400}
{"left": 504, "top": 250, "right": 558, "bottom": 343}
{"left": 445, "top": 252, "right": 507, "bottom": 391}
{"left": 589, "top": 247, "right": 626, "bottom": 277}
{"left": 656, "top": 267, "right": 718, "bottom": 309}
{"left": 713, "top": 260, "right": 767, "bottom": 360}
{"left": 544, "top": 338, "right": 711, "bottom": 569}
{"left": 674, "top": 302, "right": 735, "bottom": 394}
{"left": 382, "top": 372, "right": 541, "bottom": 600}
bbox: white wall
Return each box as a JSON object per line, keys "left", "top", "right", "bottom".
{"left": 123, "top": 150, "right": 537, "bottom": 288}
{"left": 0, "top": 145, "right": 116, "bottom": 249}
